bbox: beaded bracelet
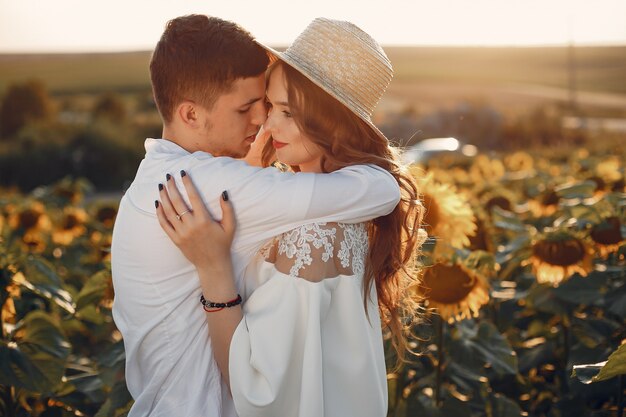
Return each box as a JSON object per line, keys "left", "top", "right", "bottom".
{"left": 200, "top": 294, "right": 242, "bottom": 313}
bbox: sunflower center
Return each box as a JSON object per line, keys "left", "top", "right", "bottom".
{"left": 422, "top": 264, "right": 475, "bottom": 304}
{"left": 18, "top": 210, "right": 41, "bottom": 230}
{"left": 541, "top": 190, "right": 560, "bottom": 207}
{"left": 97, "top": 207, "right": 117, "bottom": 224}
{"left": 63, "top": 214, "right": 80, "bottom": 230}
{"left": 486, "top": 196, "right": 512, "bottom": 212}
{"left": 54, "top": 187, "right": 79, "bottom": 202}
{"left": 591, "top": 217, "right": 623, "bottom": 245}
{"left": 532, "top": 238, "right": 586, "bottom": 266}
{"left": 612, "top": 178, "right": 625, "bottom": 192}
{"left": 422, "top": 193, "right": 440, "bottom": 234}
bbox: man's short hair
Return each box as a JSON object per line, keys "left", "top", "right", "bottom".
{"left": 150, "top": 15, "right": 269, "bottom": 123}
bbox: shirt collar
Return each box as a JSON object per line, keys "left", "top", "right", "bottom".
{"left": 144, "top": 138, "right": 192, "bottom": 158}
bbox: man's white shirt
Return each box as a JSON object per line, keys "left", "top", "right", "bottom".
{"left": 111, "top": 138, "right": 400, "bottom": 417}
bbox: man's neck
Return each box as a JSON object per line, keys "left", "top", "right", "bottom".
{"left": 162, "top": 126, "right": 192, "bottom": 153}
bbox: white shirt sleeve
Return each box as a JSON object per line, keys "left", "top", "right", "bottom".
{"left": 189, "top": 159, "right": 400, "bottom": 248}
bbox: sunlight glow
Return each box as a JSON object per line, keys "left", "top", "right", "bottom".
{"left": 0, "top": 0, "right": 625, "bottom": 52}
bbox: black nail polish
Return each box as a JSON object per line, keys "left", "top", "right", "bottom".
{"left": 158, "top": 183, "right": 163, "bottom": 191}
{"left": 155, "top": 200, "right": 159, "bottom": 208}
{"left": 222, "top": 190, "right": 229, "bottom": 202}
{"left": 180, "top": 170, "right": 186, "bottom": 177}
{"left": 166, "top": 173, "right": 172, "bottom": 181}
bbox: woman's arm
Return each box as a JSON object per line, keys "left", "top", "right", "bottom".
{"left": 155, "top": 172, "right": 240, "bottom": 387}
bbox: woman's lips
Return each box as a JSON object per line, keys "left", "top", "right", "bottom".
{"left": 272, "top": 139, "right": 287, "bottom": 149}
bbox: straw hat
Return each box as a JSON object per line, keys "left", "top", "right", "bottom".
{"left": 258, "top": 18, "right": 393, "bottom": 142}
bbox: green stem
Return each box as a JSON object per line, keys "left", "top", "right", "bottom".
{"left": 3, "top": 385, "right": 16, "bottom": 417}
{"left": 435, "top": 316, "right": 444, "bottom": 407}
{"left": 618, "top": 374, "right": 624, "bottom": 417}
{"left": 561, "top": 314, "right": 571, "bottom": 395}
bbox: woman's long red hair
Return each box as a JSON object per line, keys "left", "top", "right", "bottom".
{"left": 262, "top": 62, "right": 424, "bottom": 366}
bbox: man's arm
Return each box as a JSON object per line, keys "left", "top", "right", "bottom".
{"left": 185, "top": 156, "right": 400, "bottom": 247}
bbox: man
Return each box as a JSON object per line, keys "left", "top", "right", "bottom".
{"left": 111, "top": 15, "right": 399, "bottom": 417}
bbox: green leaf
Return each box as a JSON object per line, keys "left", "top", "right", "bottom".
{"left": 0, "top": 310, "right": 71, "bottom": 392}
{"left": 76, "top": 305, "right": 105, "bottom": 325}
{"left": 492, "top": 207, "right": 529, "bottom": 233}
{"left": 555, "top": 180, "right": 596, "bottom": 199}
{"left": 14, "top": 255, "right": 75, "bottom": 314}
{"left": 552, "top": 272, "right": 607, "bottom": 306}
{"left": 518, "top": 340, "right": 557, "bottom": 373}
{"left": 75, "top": 270, "right": 110, "bottom": 311}
{"left": 94, "top": 379, "right": 133, "bottom": 417}
{"left": 488, "top": 393, "right": 523, "bottom": 417}
{"left": 65, "top": 371, "right": 105, "bottom": 403}
{"left": 604, "top": 284, "right": 626, "bottom": 318}
{"left": 450, "top": 321, "right": 518, "bottom": 377}
{"left": 572, "top": 343, "right": 626, "bottom": 383}
{"left": 526, "top": 284, "right": 568, "bottom": 316}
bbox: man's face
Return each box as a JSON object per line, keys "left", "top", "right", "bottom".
{"left": 197, "top": 74, "right": 267, "bottom": 158}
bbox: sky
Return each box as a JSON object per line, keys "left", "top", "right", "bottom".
{"left": 1, "top": 0, "right": 625, "bottom": 53}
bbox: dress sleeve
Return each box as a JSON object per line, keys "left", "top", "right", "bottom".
{"left": 229, "top": 271, "right": 336, "bottom": 417}
{"left": 228, "top": 223, "right": 378, "bottom": 417}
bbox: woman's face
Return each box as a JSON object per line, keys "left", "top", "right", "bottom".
{"left": 264, "top": 65, "right": 323, "bottom": 173}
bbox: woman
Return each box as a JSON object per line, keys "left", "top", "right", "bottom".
{"left": 156, "top": 18, "right": 424, "bottom": 417}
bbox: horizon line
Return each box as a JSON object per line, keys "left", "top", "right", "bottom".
{"left": 1, "top": 41, "right": 626, "bottom": 55}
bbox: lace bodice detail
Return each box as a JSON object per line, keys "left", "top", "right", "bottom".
{"left": 262, "top": 222, "right": 369, "bottom": 281}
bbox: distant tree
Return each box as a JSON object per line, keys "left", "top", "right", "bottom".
{"left": 0, "top": 80, "right": 54, "bottom": 138}
{"left": 92, "top": 92, "right": 127, "bottom": 123}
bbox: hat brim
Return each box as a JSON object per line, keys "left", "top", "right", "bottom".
{"left": 257, "top": 42, "right": 390, "bottom": 144}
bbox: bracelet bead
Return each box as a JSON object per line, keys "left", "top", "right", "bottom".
{"left": 200, "top": 294, "right": 242, "bottom": 311}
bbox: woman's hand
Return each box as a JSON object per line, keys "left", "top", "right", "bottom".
{"left": 156, "top": 171, "right": 241, "bottom": 389}
{"left": 155, "top": 171, "right": 235, "bottom": 272}
{"left": 243, "top": 124, "right": 273, "bottom": 167}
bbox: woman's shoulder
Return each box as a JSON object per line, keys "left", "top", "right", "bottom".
{"left": 263, "top": 222, "right": 369, "bottom": 282}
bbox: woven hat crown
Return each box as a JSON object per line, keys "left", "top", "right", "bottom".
{"left": 261, "top": 18, "right": 393, "bottom": 140}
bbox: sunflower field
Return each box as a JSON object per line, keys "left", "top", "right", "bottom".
{"left": 1, "top": 141, "right": 625, "bottom": 417}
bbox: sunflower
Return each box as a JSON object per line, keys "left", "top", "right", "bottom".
{"left": 21, "top": 231, "right": 47, "bottom": 253}
{"left": 413, "top": 171, "right": 476, "bottom": 250}
{"left": 528, "top": 188, "right": 561, "bottom": 217}
{"left": 611, "top": 177, "right": 625, "bottom": 193}
{"left": 504, "top": 151, "right": 535, "bottom": 172}
{"left": 468, "top": 217, "right": 495, "bottom": 253}
{"left": 528, "top": 230, "right": 594, "bottom": 286}
{"left": 52, "top": 207, "right": 88, "bottom": 245}
{"left": 596, "top": 156, "right": 622, "bottom": 184}
{"left": 51, "top": 177, "right": 91, "bottom": 204}
{"left": 469, "top": 155, "right": 505, "bottom": 184}
{"left": 90, "top": 231, "right": 113, "bottom": 262}
{"left": 536, "top": 157, "right": 563, "bottom": 177}
{"left": 590, "top": 216, "right": 624, "bottom": 258}
{"left": 418, "top": 260, "right": 490, "bottom": 323}
{"left": 8, "top": 201, "right": 51, "bottom": 233}
{"left": 94, "top": 204, "right": 118, "bottom": 228}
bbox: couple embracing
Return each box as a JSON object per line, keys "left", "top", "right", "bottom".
{"left": 111, "top": 14, "right": 425, "bottom": 417}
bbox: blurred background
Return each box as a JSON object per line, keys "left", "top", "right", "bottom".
{"left": 1, "top": 0, "right": 624, "bottom": 192}
{"left": 1, "top": 1, "right": 625, "bottom": 417}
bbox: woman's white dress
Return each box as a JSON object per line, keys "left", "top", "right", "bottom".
{"left": 229, "top": 222, "right": 388, "bottom": 417}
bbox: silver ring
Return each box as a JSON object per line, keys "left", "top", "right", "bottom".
{"left": 176, "top": 209, "right": 192, "bottom": 221}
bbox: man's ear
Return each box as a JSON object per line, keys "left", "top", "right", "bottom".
{"left": 176, "top": 101, "right": 200, "bottom": 128}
